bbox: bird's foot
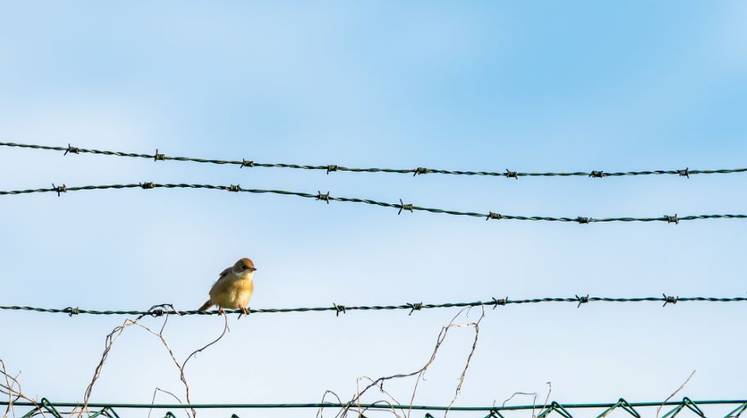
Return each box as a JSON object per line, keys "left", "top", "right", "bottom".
{"left": 238, "top": 307, "right": 251, "bottom": 319}
{"left": 217, "top": 307, "right": 225, "bottom": 316}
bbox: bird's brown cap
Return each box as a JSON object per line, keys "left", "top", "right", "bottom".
{"left": 237, "top": 258, "right": 256, "bottom": 271}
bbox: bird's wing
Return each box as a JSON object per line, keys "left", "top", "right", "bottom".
{"left": 218, "top": 267, "right": 232, "bottom": 279}
{"left": 209, "top": 267, "right": 234, "bottom": 298}
{"left": 211, "top": 267, "right": 232, "bottom": 287}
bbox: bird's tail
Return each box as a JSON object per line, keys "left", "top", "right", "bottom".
{"left": 198, "top": 300, "right": 213, "bottom": 312}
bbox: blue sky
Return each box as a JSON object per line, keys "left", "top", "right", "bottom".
{"left": 1, "top": 2, "right": 746, "bottom": 417}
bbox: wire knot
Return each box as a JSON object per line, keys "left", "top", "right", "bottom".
{"left": 667, "top": 214, "right": 679, "bottom": 224}
{"left": 413, "top": 167, "right": 429, "bottom": 176}
{"left": 326, "top": 164, "right": 338, "bottom": 174}
{"left": 52, "top": 183, "right": 67, "bottom": 197}
{"left": 333, "top": 303, "right": 347, "bottom": 316}
{"left": 678, "top": 167, "right": 690, "bottom": 178}
{"left": 589, "top": 170, "right": 605, "bottom": 178}
{"left": 576, "top": 294, "right": 590, "bottom": 308}
{"left": 149, "top": 308, "right": 165, "bottom": 317}
{"left": 486, "top": 212, "right": 503, "bottom": 221}
{"left": 504, "top": 169, "right": 518, "bottom": 179}
{"left": 153, "top": 149, "right": 165, "bottom": 161}
{"left": 491, "top": 297, "right": 508, "bottom": 309}
{"left": 397, "top": 199, "right": 413, "bottom": 215}
{"left": 240, "top": 159, "right": 254, "bottom": 168}
{"left": 144, "top": 303, "right": 177, "bottom": 318}
{"left": 228, "top": 184, "right": 241, "bottom": 192}
{"left": 316, "top": 191, "right": 331, "bottom": 204}
{"left": 64, "top": 143, "right": 80, "bottom": 156}
{"left": 407, "top": 302, "right": 423, "bottom": 315}
{"left": 576, "top": 216, "right": 591, "bottom": 224}
{"left": 662, "top": 294, "right": 678, "bottom": 306}
{"left": 63, "top": 306, "right": 80, "bottom": 316}
{"left": 140, "top": 182, "right": 155, "bottom": 189}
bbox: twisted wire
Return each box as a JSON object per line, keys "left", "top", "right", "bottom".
{"left": 2, "top": 141, "right": 745, "bottom": 179}
{"left": 2, "top": 295, "right": 746, "bottom": 317}
{"left": 1, "top": 182, "right": 745, "bottom": 224}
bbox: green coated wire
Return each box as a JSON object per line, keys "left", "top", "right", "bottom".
{"left": 4, "top": 399, "right": 747, "bottom": 411}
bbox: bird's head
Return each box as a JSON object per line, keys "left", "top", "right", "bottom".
{"left": 233, "top": 258, "right": 257, "bottom": 276}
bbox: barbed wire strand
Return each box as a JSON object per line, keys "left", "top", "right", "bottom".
{"left": 2, "top": 141, "right": 746, "bottom": 179}
{"left": 1, "top": 182, "right": 745, "bottom": 224}
{"left": 2, "top": 295, "right": 746, "bottom": 317}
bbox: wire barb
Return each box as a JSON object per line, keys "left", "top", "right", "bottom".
{"left": 64, "top": 143, "right": 80, "bottom": 156}
{"left": 326, "top": 164, "right": 338, "bottom": 174}
{"left": 140, "top": 182, "right": 156, "bottom": 189}
{"left": 333, "top": 303, "right": 347, "bottom": 317}
{"left": 667, "top": 214, "right": 679, "bottom": 224}
{"left": 678, "top": 168, "right": 690, "bottom": 178}
{"left": 240, "top": 159, "right": 254, "bottom": 168}
{"left": 576, "top": 216, "right": 591, "bottom": 224}
{"left": 662, "top": 294, "right": 679, "bottom": 307}
{"left": 397, "top": 199, "right": 414, "bottom": 215}
{"left": 153, "top": 149, "right": 165, "bottom": 161}
{"left": 491, "top": 297, "right": 508, "bottom": 310}
{"left": 407, "top": 302, "right": 423, "bottom": 316}
{"left": 227, "top": 184, "right": 241, "bottom": 192}
{"left": 504, "top": 169, "right": 518, "bottom": 179}
{"left": 486, "top": 212, "right": 502, "bottom": 221}
{"left": 575, "top": 294, "right": 589, "bottom": 308}
{"left": 413, "top": 167, "right": 429, "bottom": 176}
{"left": 589, "top": 170, "right": 605, "bottom": 178}
{"left": 52, "top": 183, "right": 67, "bottom": 197}
{"left": 63, "top": 306, "right": 80, "bottom": 317}
{"left": 316, "top": 191, "right": 331, "bottom": 204}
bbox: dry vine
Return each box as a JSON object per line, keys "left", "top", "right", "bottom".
{"left": 76, "top": 304, "right": 230, "bottom": 418}
{"left": 318, "top": 308, "right": 486, "bottom": 418}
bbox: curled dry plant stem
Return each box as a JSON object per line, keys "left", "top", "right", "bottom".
{"left": 0, "top": 359, "right": 44, "bottom": 418}
{"left": 445, "top": 308, "right": 486, "bottom": 418}
{"left": 656, "top": 370, "right": 696, "bottom": 418}
{"left": 317, "top": 390, "right": 344, "bottom": 418}
{"left": 79, "top": 304, "right": 230, "bottom": 418}
{"left": 147, "top": 388, "right": 184, "bottom": 418}
{"left": 327, "top": 307, "right": 484, "bottom": 418}
{"left": 355, "top": 377, "right": 404, "bottom": 418}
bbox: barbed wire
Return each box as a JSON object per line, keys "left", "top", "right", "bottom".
{"left": 2, "top": 141, "right": 746, "bottom": 180}
{"left": 1, "top": 182, "right": 746, "bottom": 224}
{"left": 2, "top": 295, "right": 746, "bottom": 317}
{"left": 3, "top": 397, "right": 747, "bottom": 418}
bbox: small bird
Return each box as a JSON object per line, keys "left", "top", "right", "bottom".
{"left": 198, "top": 258, "right": 257, "bottom": 316}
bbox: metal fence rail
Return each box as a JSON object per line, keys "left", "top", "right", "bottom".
{"left": 3, "top": 397, "right": 746, "bottom": 418}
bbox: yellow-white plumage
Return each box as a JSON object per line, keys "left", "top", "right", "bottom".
{"left": 198, "top": 258, "right": 256, "bottom": 313}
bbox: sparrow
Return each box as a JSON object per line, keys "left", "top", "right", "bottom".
{"left": 198, "top": 258, "right": 256, "bottom": 316}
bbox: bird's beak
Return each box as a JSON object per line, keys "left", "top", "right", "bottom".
{"left": 250, "top": 267, "right": 257, "bottom": 272}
